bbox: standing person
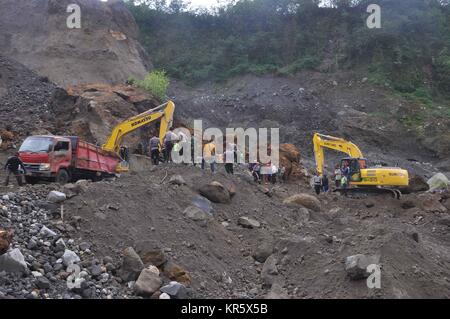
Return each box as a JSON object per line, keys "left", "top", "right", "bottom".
{"left": 4, "top": 153, "right": 25, "bottom": 186}
{"left": 333, "top": 164, "right": 342, "bottom": 188}
{"left": 341, "top": 174, "right": 348, "bottom": 196}
{"left": 149, "top": 135, "right": 160, "bottom": 165}
{"left": 271, "top": 164, "right": 278, "bottom": 184}
{"left": 202, "top": 139, "right": 216, "bottom": 173}
{"left": 163, "top": 128, "right": 176, "bottom": 163}
{"left": 250, "top": 161, "right": 261, "bottom": 183}
{"left": 312, "top": 172, "right": 322, "bottom": 195}
{"left": 224, "top": 146, "right": 235, "bottom": 174}
{"left": 322, "top": 174, "right": 329, "bottom": 193}
{"left": 191, "top": 135, "right": 197, "bottom": 166}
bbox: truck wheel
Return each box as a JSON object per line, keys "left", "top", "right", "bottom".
{"left": 25, "top": 176, "right": 39, "bottom": 185}
{"left": 56, "top": 169, "right": 70, "bottom": 184}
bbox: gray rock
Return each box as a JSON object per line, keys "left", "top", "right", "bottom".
{"left": 134, "top": 268, "right": 162, "bottom": 296}
{"left": 55, "top": 238, "right": 66, "bottom": 251}
{"left": 47, "top": 191, "right": 66, "bottom": 203}
{"left": 35, "top": 276, "right": 50, "bottom": 290}
{"left": 261, "top": 255, "right": 278, "bottom": 287}
{"left": 160, "top": 281, "right": 187, "bottom": 299}
{"left": 238, "top": 216, "right": 260, "bottom": 229}
{"left": 191, "top": 195, "right": 213, "bottom": 214}
{"left": 118, "top": 247, "right": 144, "bottom": 282}
{"left": 0, "top": 248, "right": 28, "bottom": 273}
{"left": 184, "top": 206, "right": 212, "bottom": 222}
{"left": 199, "top": 182, "right": 231, "bottom": 204}
{"left": 169, "top": 175, "right": 186, "bottom": 185}
{"left": 89, "top": 264, "right": 103, "bottom": 277}
{"left": 62, "top": 249, "right": 80, "bottom": 267}
{"left": 345, "top": 254, "right": 380, "bottom": 280}
{"left": 252, "top": 242, "right": 274, "bottom": 263}
{"left": 79, "top": 242, "right": 91, "bottom": 251}
{"left": 39, "top": 226, "right": 57, "bottom": 238}
{"left": 265, "top": 282, "right": 289, "bottom": 299}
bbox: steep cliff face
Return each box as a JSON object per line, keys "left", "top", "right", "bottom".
{"left": 0, "top": 0, "right": 151, "bottom": 86}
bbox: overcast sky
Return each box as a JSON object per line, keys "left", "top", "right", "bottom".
{"left": 189, "top": 0, "right": 222, "bottom": 10}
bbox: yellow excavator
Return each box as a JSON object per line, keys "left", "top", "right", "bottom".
{"left": 313, "top": 133, "right": 409, "bottom": 198}
{"left": 102, "top": 100, "right": 175, "bottom": 172}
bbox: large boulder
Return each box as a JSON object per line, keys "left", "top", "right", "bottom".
{"left": 407, "top": 175, "right": 430, "bottom": 193}
{"left": 279, "top": 144, "right": 301, "bottom": 163}
{"left": 47, "top": 191, "right": 66, "bottom": 203}
{"left": 134, "top": 242, "right": 167, "bottom": 268}
{"left": 427, "top": 173, "right": 450, "bottom": 191}
{"left": 162, "top": 261, "right": 192, "bottom": 286}
{"left": 198, "top": 182, "right": 231, "bottom": 204}
{"left": 0, "top": 248, "right": 27, "bottom": 273}
{"left": 283, "top": 194, "right": 321, "bottom": 212}
{"left": 118, "top": 247, "right": 144, "bottom": 282}
{"left": 134, "top": 266, "right": 162, "bottom": 297}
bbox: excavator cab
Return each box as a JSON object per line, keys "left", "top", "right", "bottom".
{"left": 341, "top": 157, "right": 367, "bottom": 182}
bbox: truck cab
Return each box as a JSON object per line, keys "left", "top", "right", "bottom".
{"left": 19, "top": 135, "right": 73, "bottom": 184}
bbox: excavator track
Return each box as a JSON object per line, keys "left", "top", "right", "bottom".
{"left": 334, "top": 187, "right": 403, "bottom": 199}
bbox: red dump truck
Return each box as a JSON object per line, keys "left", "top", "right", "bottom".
{"left": 18, "top": 135, "right": 120, "bottom": 184}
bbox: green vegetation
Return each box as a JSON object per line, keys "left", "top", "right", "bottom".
{"left": 131, "top": 71, "right": 170, "bottom": 101}
{"left": 125, "top": 0, "right": 450, "bottom": 105}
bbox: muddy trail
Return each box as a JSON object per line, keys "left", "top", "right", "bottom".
{"left": 2, "top": 158, "right": 448, "bottom": 299}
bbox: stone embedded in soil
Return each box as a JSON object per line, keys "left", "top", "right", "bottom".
{"left": 169, "top": 175, "right": 186, "bottom": 185}
{"left": 134, "top": 267, "right": 162, "bottom": 297}
{"left": 265, "top": 282, "right": 289, "bottom": 299}
{"left": 252, "top": 242, "right": 274, "bottom": 263}
{"left": 135, "top": 244, "right": 167, "bottom": 268}
{"left": 261, "top": 255, "right": 278, "bottom": 287}
{"left": 47, "top": 191, "right": 67, "bottom": 203}
{"left": 238, "top": 216, "right": 261, "bottom": 229}
{"left": 184, "top": 206, "right": 212, "bottom": 222}
{"left": 345, "top": 254, "right": 380, "bottom": 280}
{"left": 283, "top": 194, "right": 321, "bottom": 212}
{"left": 118, "top": 247, "right": 144, "bottom": 283}
{"left": 163, "top": 261, "right": 192, "bottom": 286}
{"left": 160, "top": 281, "right": 187, "bottom": 299}
{"left": 198, "top": 182, "right": 231, "bottom": 204}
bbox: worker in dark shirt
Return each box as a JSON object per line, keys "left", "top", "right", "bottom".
{"left": 4, "top": 153, "right": 25, "bottom": 186}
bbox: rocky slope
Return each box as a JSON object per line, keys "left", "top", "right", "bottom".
{"left": 170, "top": 72, "right": 450, "bottom": 176}
{"left": 0, "top": 0, "right": 150, "bottom": 86}
{"left": 0, "top": 163, "right": 449, "bottom": 299}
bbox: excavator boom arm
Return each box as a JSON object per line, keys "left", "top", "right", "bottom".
{"left": 313, "top": 133, "right": 364, "bottom": 174}
{"left": 102, "top": 100, "right": 175, "bottom": 154}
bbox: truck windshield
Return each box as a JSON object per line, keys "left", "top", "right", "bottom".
{"left": 19, "top": 137, "right": 54, "bottom": 153}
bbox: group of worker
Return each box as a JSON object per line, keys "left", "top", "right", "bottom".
{"left": 312, "top": 162, "right": 350, "bottom": 195}
{"left": 248, "top": 161, "right": 284, "bottom": 185}
{"left": 146, "top": 129, "right": 288, "bottom": 183}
